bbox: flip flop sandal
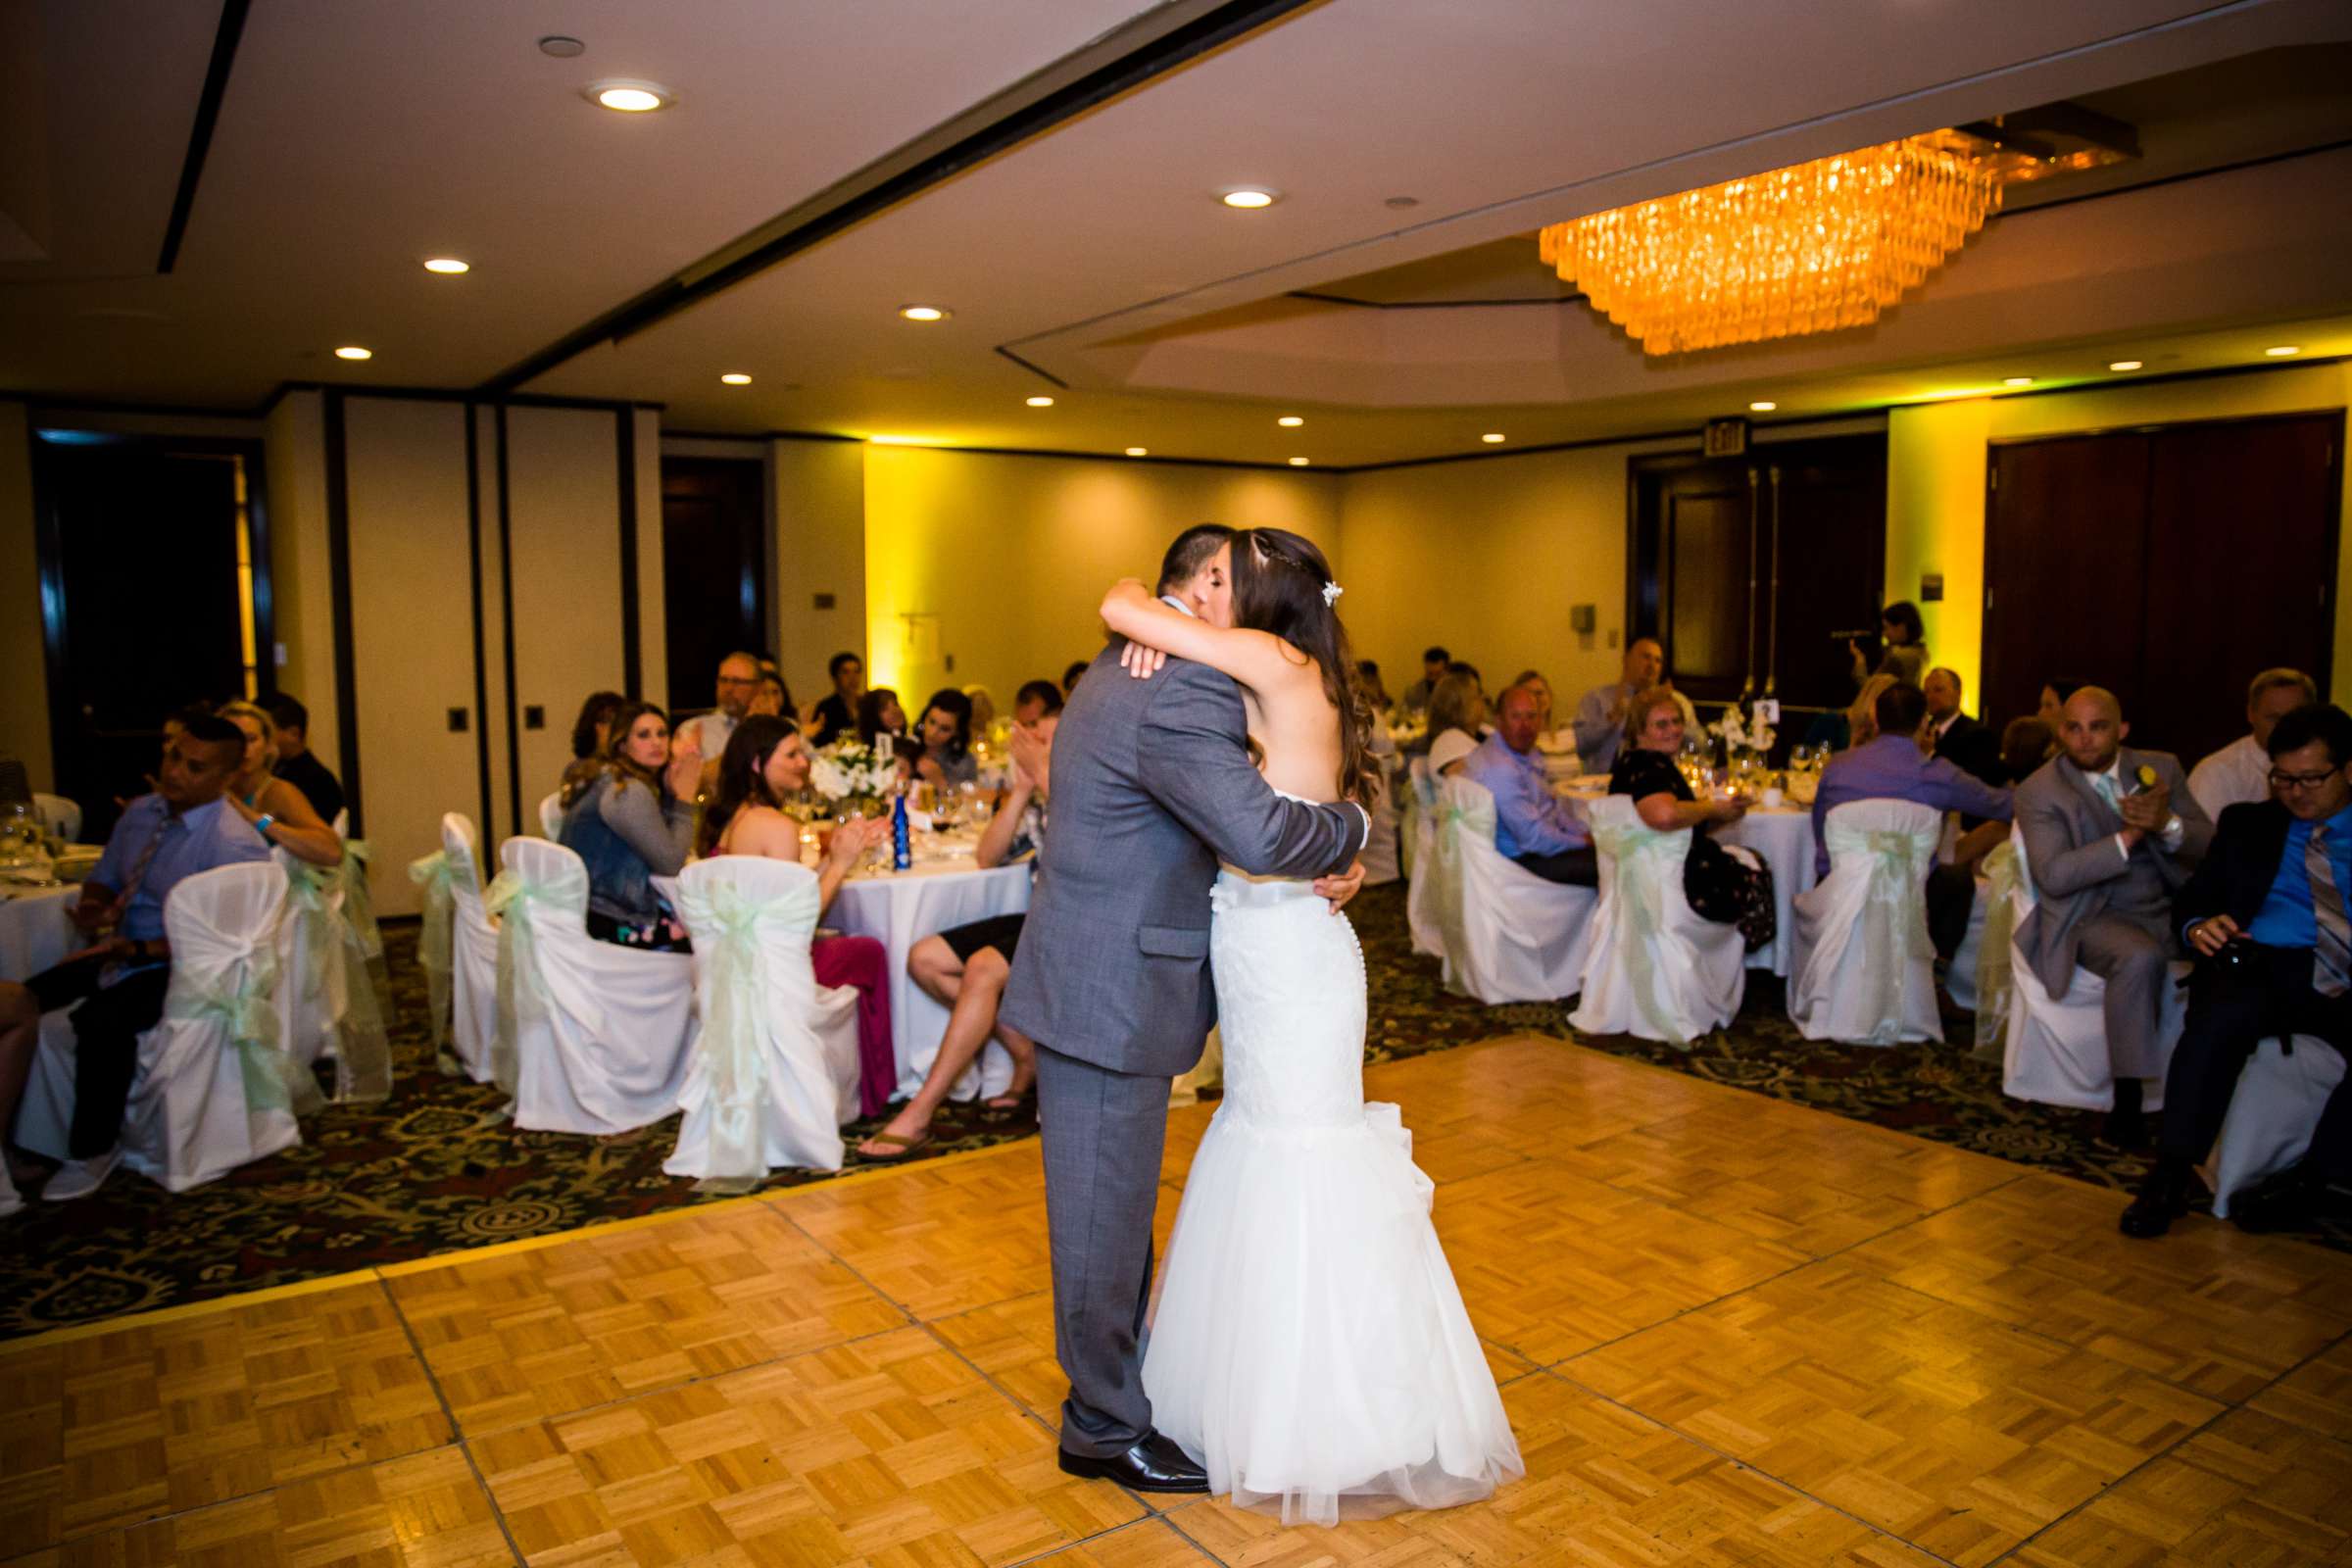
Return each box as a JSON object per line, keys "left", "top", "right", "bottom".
{"left": 858, "top": 1129, "right": 934, "bottom": 1160}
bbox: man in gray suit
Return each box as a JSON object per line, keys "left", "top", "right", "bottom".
{"left": 1001, "top": 524, "right": 1368, "bottom": 1493}
{"left": 2016, "top": 687, "right": 2213, "bottom": 1145}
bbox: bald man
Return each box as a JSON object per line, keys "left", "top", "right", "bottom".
{"left": 2014, "top": 688, "right": 2214, "bottom": 1146}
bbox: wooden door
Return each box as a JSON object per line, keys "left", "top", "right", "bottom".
{"left": 2140, "top": 415, "right": 2339, "bottom": 761}
{"left": 661, "top": 457, "right": 768, "bottom": 715}
{"left": 1663, "top": 474, "right": 1751, "bottom": 702}
{"left": 1984, "top": 432, "right": 2154, "bottom": 736}
{"left": 1767, "top": 441, "right": 1889, "bottom": 710}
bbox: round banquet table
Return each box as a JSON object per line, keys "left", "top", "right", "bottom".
{"left": 826, "top": 850, "right": 1032, "bottom": 1103}
{"left": 1554, "top": 785, "right": 1818, "bottom": 977}
{"left": 1, "top": 882, "right": 80, "bottom": 984}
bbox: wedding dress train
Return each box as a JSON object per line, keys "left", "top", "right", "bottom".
{"left": 1141, "top": 848, "right": 1522, "bottom": 1526}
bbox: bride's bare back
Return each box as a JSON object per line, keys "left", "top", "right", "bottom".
{"left": 1099, "top": 580, "right": 1346, "bottom": 805}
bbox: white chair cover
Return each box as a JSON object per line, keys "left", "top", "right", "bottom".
{"left": 278, "top": 845, "right": 393, "bottom": 1104}
{"left": 1944, "top": 872, "right": 1991, "bottom": 1013}
{"left": 331, "top": 811, "right": 396, "bottom": 1036}
{"left": 1788, "top": 799, "right": 1943, "bottom": 1046}
{"left": 538, "top": 791, "right": 565, "bottom": 840}
{"left": 664, "top": 858, "right": 861, "bottom": 1187}
{"left": 32, "top": 793, "right": 80, "bottom": 842}
{"left": 440, "top": 814, "right": 501, "bottom": 1083}
{"left": 488, "top": 837, "right": 693, "bottom": 1135}
{"left": 122, "top": 861, "right": 321, "bottom": 1192}
{"left": 1570, "top": 795, "right": 1745, "bottom": 1048}
{"left": 2203, "top": 1036, "right": 2343, "bottom": 1217}
{"left": 1960, "top": 842, "right": 2024, "bottom": 1061}
{"left": 1423, "top": 776, "right": 1594, "bottom": 1004}
{"left": 1402, "top": 758, "right": 1445, "bottom": 957}
{"left": 2000, "top": 828, "right": 2183, "bottom": 1111}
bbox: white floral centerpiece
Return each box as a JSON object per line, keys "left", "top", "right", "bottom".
{"left": 809, "top": 737, "right": 896, "bottom": 816}
{"left": 1706, "top": 699, "right": 1778, "bottom": 758}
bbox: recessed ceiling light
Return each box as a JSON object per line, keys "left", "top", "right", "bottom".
{"left": 2108, "top": 360, "right": 2142, "bottom": 372}
{"left": 1481, "top": 433, "right": 1506, "bottom": 444}
{"left": 719, "top": 372, "right": 752, "bottom": 385}
{"left": 1288, "top": 456, "right": 1310, "bottom": 466}
{"left": 537, "top": 35, "right": 585, "bottom": 58}
{"left": 1125, "top": 447, "right": 1148, "bottom": 457}
{"left": 1220, "top": 187, "right": 1280, "bottom": 209}
{"left": 1277, "top": 415, "right": 1303, "bottom": 427}
{"left": 2266, "top": 345, "right": 2302, "bottom": 358}
{"left": 1026, "top": 395, "right": 1054, "bottom": 408}
{"left": 422, "top": 257, "right": 469, "bottom": 274}
{"left": 589, "top": 80, "right": 670, "bottom": 113}
{"left": 2003, "top": 376, "right": 2034, "bottom": 387}
{"left": 333, "top": 345, "right": 372, "bottom": 361}
{"left": 1749, "top": 401, "right": 1777, "bottom": 412}
{"left": 898, "top": 305, "right": 949, "bottom": 322}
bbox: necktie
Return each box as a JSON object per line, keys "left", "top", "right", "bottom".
{"left": 2090, "top": 770, "right": 2122, "bottom": 815}
{"left": 2310, "top": 824, "right": 2349, "bottom": 998}
{"left": 114, "top": 813, "right": 171, "bottom": 913}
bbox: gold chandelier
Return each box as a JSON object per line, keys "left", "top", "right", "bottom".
{"left": 1539, "top": 132, "right": 2004, "bottom": 355}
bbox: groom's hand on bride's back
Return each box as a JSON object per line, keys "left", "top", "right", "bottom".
{"left": 1312, "top": 858, "right": 1366, "bottom": 913}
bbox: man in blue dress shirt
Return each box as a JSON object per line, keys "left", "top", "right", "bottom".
{"left": 2122, "top": 703, "right": 2352, "bottom": 1238}
{"left": 1811, "top": 682, "right": 2014, "bottom": 956}
{"left": 0, "top": 713, "right": 271, "bottom": 1203}
{"left": 1463, "top": 683, "right": 1595, "bottom": 885}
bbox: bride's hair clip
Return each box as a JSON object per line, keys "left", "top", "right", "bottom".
{"left": 1321, "top": 580, "right": 1344, "bottom": 608}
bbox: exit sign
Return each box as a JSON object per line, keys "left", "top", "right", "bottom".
{"left": 1702, "top": 417, "right": 1749, "bottom": 458}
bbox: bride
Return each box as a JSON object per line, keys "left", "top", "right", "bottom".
{"left": 1098, "top": 527, "right": 1521, "bottom": 1527}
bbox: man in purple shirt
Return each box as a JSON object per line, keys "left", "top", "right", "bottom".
{"left": 1813, "top": 682, "right": 2013, "bottom": 957}
{"left": 1462, "top": 684, "right": 1596, "bottom": 885}
{"left": 0, "top": 714, "right": 272, "bottom": 1205}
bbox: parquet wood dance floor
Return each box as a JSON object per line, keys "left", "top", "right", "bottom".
{"left": 9, "top": 1034, "right": 2352, "bottom": 1566}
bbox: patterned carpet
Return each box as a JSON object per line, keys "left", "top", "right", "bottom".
{"left": 0, "top": 882, "right": 2331, "bottom": 1341}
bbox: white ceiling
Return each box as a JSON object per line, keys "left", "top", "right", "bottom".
{"left": 5, "top": 0, "right": 2350, "bottom": 465}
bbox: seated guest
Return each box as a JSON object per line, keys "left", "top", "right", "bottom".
{"left": 1609, "top": 688, "right": 1775, "bottom": 948}
{"left": 217, "top": 702, "right": 344, "bottom": 866}
{"left": 1399, "top": 646, "right": 1450, "bottom": 714}
{"left": 1573, "top": 637, "right": 1665, "bottom": 774}
{"left": 858, "top": 688, "right": 908, "bottom": 749}
{"left": 1355, "top": 660, "right": 1393, "bottom": 712}
{"left": 677, "top": 651, "right": 760, "bottom": 760}
{"left": 1462, "top": 683, "right": 1596, "bottom": 885}
{"left": 2190, "top": 667, "right": 2318, "bottom": 820}
{"left": 558, "top": 702, "right": 701, "bottom": 951}
{"left": 1061, "top": 659, "right": 1089, "bottom": 698}
{"left": 562, "top": 691, "right": 627, "bottom": 799}
{"left": 2016, "top": 687, "right": 2213, "bottom": 1147}
{"left": 858, "top": 713, "right": 1054, "bottom": 1159}
{"left": 699, "top": 716, "right": 897, "bottom": 1119}
{"left": 809, "top": 652, "right": 865, "bottom": 746}
{"left": 1849, "top": 601, "right": 1929, "bottom": 687}
{"left": 914, "top": 688, "right": 979, "bottom": 789}
{"left": 1812, "top": 682, "right": 2014, "bottom": 958}
{"left": 1446, "top": 660, "right": 1483, "bottom": 695}
{"left": 2124, "top": 703, "right": 2352, "bottom": 1237}
{"left": 2001, "top": 716, "right": 2054, "bottom": 783}
{"left": 1424, "top": 673, "right": 1488, "bottom": 778}
{"left": 0, "top": 715, "right": 273, "bottom": 1204}
{"left": 1012, "top": 679, "right": 1062, "bottom": 723}
{"left": 263, "top": 693, "right": 345, "bottom": 825}
{"left": 750, "top": 664, "right": 795, "bottom": 720}
{"left": 1923, "top": 667, "right": 2004, "bottom": 788}
{"left": 961, "top": 684, "right": 997, "bottom": 742}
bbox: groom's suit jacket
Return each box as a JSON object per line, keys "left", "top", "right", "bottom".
{"left": 1003, "top": 639, "right": 1366, "bottom": 1078}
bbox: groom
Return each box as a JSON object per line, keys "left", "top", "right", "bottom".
{"left": 1003, "top": 523, "right": 1370, "bottom": 1492}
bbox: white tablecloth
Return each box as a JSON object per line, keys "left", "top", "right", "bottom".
{"left": 1557, "top": 790, "right": 1818, "bottom": 977}
{"left": 0, "top": 883, "right": 79, "bottom": 984}
{"left": 827, "top": 854, "right": 1032, "bottom": 1102}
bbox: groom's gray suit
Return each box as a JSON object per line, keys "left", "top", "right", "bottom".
{"left": 1002, "top": 638, "right": 1366, "bottom": 1459}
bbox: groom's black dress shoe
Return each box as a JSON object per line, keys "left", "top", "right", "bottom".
{"left": 1057, "top": 1433, "right": 1209, "bottom": 1493}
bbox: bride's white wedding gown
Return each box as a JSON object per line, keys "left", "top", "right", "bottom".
{"left": 1141, "top": 845, "right": 1523, "bottom": 1526}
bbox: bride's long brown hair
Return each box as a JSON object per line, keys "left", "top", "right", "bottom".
{"left": 1228, "top": 527, "right": 1377, "bottom": 806}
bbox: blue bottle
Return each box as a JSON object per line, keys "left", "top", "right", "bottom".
{"left": 891, "top": 791, "right": 912, "bottom": 872}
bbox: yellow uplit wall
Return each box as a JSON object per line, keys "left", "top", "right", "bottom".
{"left": 1885, "top": 362, "right": 2352, "bottom": 703}
{"left": 860, "top": 446, "right": 1341, "bottom": 708}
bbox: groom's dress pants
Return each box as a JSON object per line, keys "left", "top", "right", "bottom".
{"left": 1034, "top": 1041, "right": 1174, "bottom": 1457}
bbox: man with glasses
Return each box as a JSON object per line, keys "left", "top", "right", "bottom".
{"left": 2124, "top": 703, "right": 2352, "bottom": 1238}
{"left": 677, "top": 651, "right": 761, "bottom": 761}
